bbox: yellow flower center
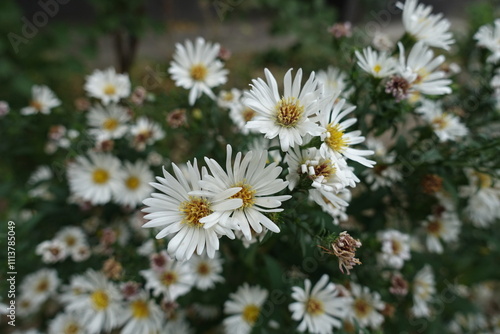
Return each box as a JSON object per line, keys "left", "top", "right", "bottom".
{"left": 222, "top": 92, "right": 234, "bottom": 101}
{"left": 131, "top": 299, "right": 150, "bottom": 318}
{"left": 161, "top": 271, "right": 178, "bottom": 286}
{"left": 36, "top": 279, "right": 49, "bottom": 293}
{"left": 190, "top": 64, "right": 208, "bottom": 81}
{"left": 91, "top": 290, "right": 109, "bottom": 310}
{"left": 104, "top": 84, "right": 117, "bottom": 96}
{"left": 306, "top": 297, "right": 324, "bottom": 316}
{"left": 391, "top": 240, "right": 402, "bottom": 254}
{"left": 353, "top": 298, "right": 373, "bottom": 318}
{"left": 92, "top": 168, "right": 109, "bottom": 184}
{"left": 275, "top": 97, "right": 304, "bottom": 127}
{"left": 230, "top": 183, "right": 256, "bottom": 209}
{"left": 312, "top": 160, "right": 335, "bottom": 179}
{"left": 242, "top": 304, "right": 260, "bottom": 324}
{"left": 125, "top": 176, "right": 140, "bottom": 190}
{"left": 65, "top": 235, "right": 77, "bottom": 247}
{"left": 432, "top": 115, "right": 449, "bottom": 130}
{"left": 426, "top": 220, "right": 443, "bottom": 236}
{"left": 373, "top": 64, "right": 382, "bottom": 74}
{"left": 30, "top": 100, "right": 43, "bottom": 111}
{"left": 63, "top": 323, "right": 80, "bottom": 334}
{"left": 180, "top": 197, "right": 212, "bottom": 227}
{"left": 197, "top": 262, "right": 210, "bottom": 276}
{"left": 103, "top": 118, "right": 119, "bottom": 131}
{"left": 415, "top": 68, "right": 430, "bottom": 84}
{"left": 325, "top": 123, "right": 348, "bottom": 152}
{"left": 242, "top": 107, "right": 256, "bottom": 122}
{"left": 475, "top": 172, "right": 492, "bottom": 189}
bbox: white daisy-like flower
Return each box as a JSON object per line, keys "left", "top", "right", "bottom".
{"left": 129, "top": 116, "right": 165, "bottom": 150}
{"left": 397, "top": 41, "right": 452, "bottom": 97}
{"left": 121, "top": 291, "right": 165, "bottom": 334}
{"left": 169, "top": 37, "right": 228, "bottom": 105}
{"left": 223, "top": 283, "right": 268, "bottom": 334}
{"left": 140, "top": 259, "right": 193, "bottom": 301}
{"left": 285, "top": 146, "right": 358, "bottom": 192}
{"left": 71, "top": 245, "right": 91, "bottom": 262}
{"left": 35, "top": 239, "right": 68, "bottom": 263}
{"left": 188, "top": 253, "right": 224, "bottom": 290}
{"left": 448, "top": 312, "right": 489, "bottom": 334}
{"left": 347, "top": 283, "right": 385, "bottom": 329}
{"left": 229, "top": 90, "right": 258, "bottom": 135}
{"left": 20, "top": 268, "right": 60, "bottom": 305}
{"left": 317, "top": 97, "right": 375, "bottom": 167}
{"left": 17, "top": 294, "right": 41, "bottom": 317}
{"left": 415, "top": 99, "right": 468, "bottom": 142}
{"left": 67, "top": 152, "right": 124, "bottom": 205}
{"left": 289, "top": 274, "right": 350, "bottom": 334}
{"left": 423, "top": 211, "right": 461, "bottom": 254}
{"left": 355, "top": 46, "right": 397, "bottom": 78}
{"left": 114, "top": 160, "right": 154, "bottom": 207}
{"left": 363, "top": 165, "right": 402, "bottom": 190}
{"left": 55, "top": 226, "right": 88, "bottom": 257}
{"left": 397, "top": 0, "right": 454, "bottom": 50}
{"left": 21, "top": 85, "right": 61, "bottom": 115}
{"left": 84, "top": 67, "right": 131, "bottom": 105}
{"left": 217, "top": 88, "right": 242, "bottom": 109}
{"left": 164, "top": 317, "right": 194, "bottom": 334}
{"left": 87, "top": 104, "right": 130, "bottom": 140}
{"left": 244, "top": 68, "right": 324, "bottom": 152}
{"left": 372, "top": 31, "right": 394, "bottom": 51}
{"left": 48, "top": 312, "right": 88, "bottom": 334}
{"left": 411, "top": 265, "right": 436, "bottom": 318}
{"left": 377, "top": 229, "right": 411, "bottom": 269}
{"left": 316, "top": 66, "right": 351, "bottom": 97}
{"left": 28, "top": 165, "right": 53, "bottom": 185}
{"left": 474, "top": 19, "right": 500, "bottom": 63}
{"left": 202, "top": 145, "right": 291, "bottom": 240}
{"left": 308, "top": 188, "right": 351, "bottom": 225}
{"left": 63, "top": 270, "right": 125, "bottom": 334}
{"left": 142, "top": 159, "right": 243, "bottom": 261}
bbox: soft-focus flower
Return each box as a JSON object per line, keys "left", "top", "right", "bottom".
{"left": 377, "top": 229, "right": 411, "bottom": 269}
{"left": 36, "top": 239, "right": 68, "bottom": 263}
{"left": 347, "top": 283, "right": 385, "bottom": 329}
{"left": 316, "top": 66, "right": 351, "bottom": 97}
{"left": 327, "top": 22, "right": 352, "bottom": 38}
{"left": 20, "top": 269, "right": 60, "bottom": 305}
{"left": 223, "top": 283, "right": 268, "bottom": 334}
{"left": 166, "top": 108, "right": 187, "bottom": 129}
{"left": 423, "top": 211, "right": 461, "bottom": 254}
{"left": 0, "top": 100, "right": 10, "bottom": 116}
{"left": 48, "top": 312, "right": 88, "bottom": 334}
{"left": 355, "top": 47, "right": 397, "bottom": 78}
{"left": 474, "top": 19, "right": 500, "bottom": 63}
{"left": 87, "top": 104, "right": 130, "bottom": 140}
{"left": 188, "top": 253, "right": 224, "bottom": 290}
{"left": 217, "top": 88, "right": 241, "bottom": 109}
{"left": 114, "top": 160, "right": 154, "bottom": 207}
{"left": 416, "top": 99, "right": 468, "bottom": 142}
{"left": 411, "top": 265, "right": 436, "bottom": 318}
{"left": 84, "top": 67, "right": 131, "bottom": 105}
{"left": 169, "top": 37, "right": 228, "bottom": 105}
{"left": 121, "top": 291, "right": 165, "bottom": 334}
{"left": 21, "top": 85, "right": 61, "bottom": 115}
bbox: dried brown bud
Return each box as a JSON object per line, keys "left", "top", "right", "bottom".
{"left": 381, "top": 303, "right": 395, "bottom": 318}
{"left": 421, "top": 174, "right": 443, "bottom": 194}
{"left": 102, "top": 257, "right": 123, "bottom": 280}
{"left": 166, "top": 108, "right": 187, "bottom": 128}
{"left": 385, "top": 76, "right": 411, "bottom": 102}
{"left": 328, "top": 22, "right": 352, "bottom": 38}
{"left": 389, "top": 273, "right": 409, "bottom": 296}
{"left": 321, "top": 231, "right": 362, "bottom": 275}
{"left": 74, "top": 97, "right": 91, "bottom": 111}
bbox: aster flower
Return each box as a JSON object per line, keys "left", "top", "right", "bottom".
{"left": 397, "top": 41, "right": 452, "bottom": 97}
{"left": 84, "top": 67, "right": 131, "bottom": 105}
{"left": 423, "top": 211, "right": 461, "bottom": 254}
{"left": 67, "top": 152, "right": 124, "bottom": 205}
{"left": 0, "top": 100, "right": 9, "bottom": 116}
{"left": 142, "top": 159, "right": 243, "bottom": 261}
{"left": 377, "top": 229, "right": 411, "bottom": 269}
{"left": 87, "top": 104, "right": 130, "bottom": 140}
{"left": 474, "top": 19, "right": 500, "bottom": 63}
{"left": 411, "top": 265, "right": 436, "bottom": 318}
{"left": 20, "top": 269, "right": 60, "bottom": 305}
{"left": 48, "top": 312, "right": 88, "bottom": 334}
{"left": 316, "top": 66, "right": 351, "bottom": 97}
{"left": 228, "top": 90, "right": 258, "bottom": 135}
{"left": 309, "top": 188, "right": 351, "bottom": 225}
{"left": 355, "top": 46, "right": 397, "bottom": 78}
{"left": 317, "top": 96, "right": 375, "bottom": 167}
{"left": 35, "top": 239, "right": 68, "bottom": 263}
{"left": 397, "top": 0, "right": 454, "bottom": 50}
{"left": 202, "top": 145, "right": 291, "bottom": 240}
{"left": 169, "top": 37, "right": 228, "bottom": 105}
{"left": 21, "top": 85, "right": 61, "bottom": 115}
{"left": 416, "top": 99, "right": 468, "bottom": 142}
{"left": 121, "top": 291, "right": 165, "bottom": 334}
{"left": 188, "top": 253, "right": 225, "bottom": 290}
{"left": 348, "top": 283, "right": 385, "bottom": 329}
{"left": 54, "top": 226, "right": 89, "bottom": 258}
{"left": 223, "top": 283, "right": 268, "bottom": 334}
{"left": 130, "top": 117, "right": 165, "bottom": 151}
{"left": 62, "top": 270, "right": 125, "bottom": 334}
{"left": 244, "top": 68, "right": 324, "bottom": 152}
{"left": 217, "top": 88, "right": 242, "bottom": 109}
{"left": 114, "top": 160, "right": 154, "bottom": 207}
{"left": 289, "top": 274, "right": 350, "bottom": 334}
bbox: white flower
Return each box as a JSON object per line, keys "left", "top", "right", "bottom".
{"left": 114, "top": 160, "right": 154, "bottom": 207}
{"left": 48, "top": 312, "right": 88, "bottom": 334}
{"left": 355, "top": 47, "right": 397, "bottom": 78}
{"left": 142, "top": 159, "right": 243, "bottom": 261}
{"left": 474, "top": 19, "right": 500, "bottom": 63}
{"left": 87, "top": 104, "right": 130, "bottom": 140}
{"left": 217, "top": 88, "right": 242, "bottom": 109}
{"left": 244, "top": 68, "right": 324, "bottom": 152}
{"left": 289, "top": 274, "right": 350, "bottom": 334}
{"left": 140, "top": 259, "right": 193, "bottom": 301}
{"left": 372, "top": 31, "right": 394, "bottom": 51}
{"left": 188, "top": 253, "right": 224, "bottom": 290}
{"left": 397, "top": 0, "right": 454, "bottom": 50}
{"left": 17, "top": 294, "right": 41, "bottom": 317}
{"left": 21, "top": 85, "right": 61, "bottom": 115}
{"left": 377, "top": 229, "right": 411, "bottom": 269}
{"left": 28, "top": 165, "right": 53, "bottom": 184}
{"left": 169, "top": 37, "right": 228, "bottom": 105}
{"left": 317, "top": 97, "right": 375, "bottom": 167}
{"left": 411, "top": 265, "right": 436, "bottom": 318}
{"left": 35, "top": 239, "right": 68, "bottom": 263}
{"left": 223, "top": 283, "right": 268, "bottom": 334}
{"left": 202, "top": 145, "right": 291, "bottom": 240}
{"left": 308, "top": 188, "right": 351, "bottom": 225}
{"left": 228, "top": 90, "right": 258, "bottom": 135}
{"left": 423, "top": 211, "right": 461, "bottom": 254}
{"left": 84, "top": 67, "right": 131, "bottom": 105}
{"left": 397, "top": 41, "right": 452, "bottom": 97}
{"left": 62, "top": 270, "right": 125, "bottom": 334}
{"left": 130, "top": 117, "right": 165, "bottom": 150}
{"left": 67, "top": 152, "right": 124, "bottom": 205}
{"left": 20, "top": 269, "right": 60, "bottom": 305}
{"left": 416, "top": 99, "right": 468, "bottom": 142}
{"left": 55, "top": 226, "right": 88, "bottom": 258}
{"left": 121, "top": 292, "right": 165, "bottom": 334}
{"left": 347, "top": 283, "right": 385, "bottom": 329}
{"left": 316, "top": 66, "right": 351, "bottom": 97}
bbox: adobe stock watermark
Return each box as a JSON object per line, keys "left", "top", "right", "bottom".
{"left": 7, "top": 0, "right": 72, "bottom": 54}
